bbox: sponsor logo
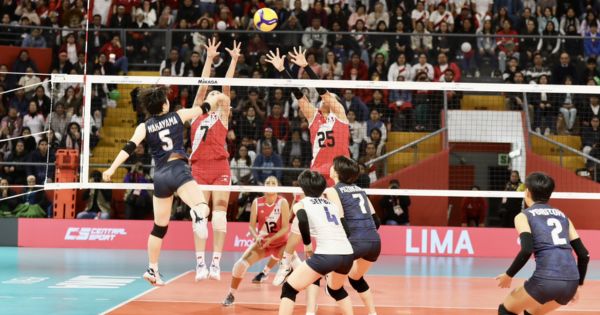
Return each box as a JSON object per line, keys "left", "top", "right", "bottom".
{"left": 198, "top": 78, "right": 218, "bottom": 84}
{"left": 405, "top": 229, "right": 474, "bottom": 255}
{"left": 233, "top": 235, "right": 253, "bottom": 248}
{"left": 64, "top": 228, "right": 127, "bottom": 241}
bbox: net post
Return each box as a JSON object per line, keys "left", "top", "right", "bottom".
{"left": 80, "top": 77, "right": 93, "bottom": 185}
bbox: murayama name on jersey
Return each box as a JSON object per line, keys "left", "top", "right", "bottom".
{"left": 338, "top": 185, "right": 362, "bottom": 193}
{"left": 147, "top": 116, "right": 178, "bottom": 133}
{"left": 528, "top": 208, "right": 566, "bottom": 218}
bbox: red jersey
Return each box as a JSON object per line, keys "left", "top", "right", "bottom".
{"left": 309, "top": 111, "right": 350, "bottom": 171}
{"left": 190, "top": 112, "right": 229, "bottom": 163}
{"left": 256, "top": 196, "right": 288, "bottom": 247}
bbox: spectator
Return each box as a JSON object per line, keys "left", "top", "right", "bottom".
{"left": 59, "top": 33, "right": 81, "bottom": 65}
{"left": 413, "top": 72, "right": 433, "bottom": 131}
{"left": 185, "top": 51, "right": 203, "bottom": 77}
{"left": 506, "top": 71, "right": 526, "bottom": 110}
{"left": 537, "top": 6, "right": 559, "bottom": 34}
{"left": 279, "top": 16, "right": 303, "bottom": 54}
{"left": 237, "top": 105, "right": 263, "bottom": 143}
{"left": 557, "top": 76, "right": 577, "bottom": 132}
{"left": 127, "top": 12, "right": 151, "bottom": 63}
{"left": 263, "top": 103, "right": 290, "bottom": 141}
{"left": 411, "top": 53, "right": 434, "bottom": 80}
{"left": 123, "top": 162, "right": 152, "bottom": 219}
{"left": 525, "top": 53, "right": 551, "bottom": 84}
{"left": 429, "top": 2, "right": 453, "bottom": 32}
{"left": 14, "top": 175, "right": 49, "bottom": 217}
{"left": 94, "top": 53, "right": 116, "bottom": 76}
{"left": 441, "top": 69, "right": 462, "bottom": 108}
{"left": 364, "top": 127, "right": 386, "bottom": 157}
{"left": 297, "top": 52, "right": 322, "bottom": 79}
{"left": 125, "top": 143, "right": 152, "bottom": 174}
{"left": 252, "top": 141, "right": 283, "bottom": 185}
{"left": 306, "top": 1, "right": 327, "bottom": 29}
{"left": 347, "top": 110, "right": 366, "bottom": 160}
{"left": 302, "top": 17, "right": 327, "bottom": 58}
{"left": 579, "top": 11, "right": 599, "bottom": 35}
{"left": 582, "top": 116, "right": 600, "bottom": 156}
{"left": 11, "top": 50, "right": 38, "bottom": 85}
{"left": 410, "top": 1, "right": 429, "bottom": 31}
{"left": 559, "top": 7, "right": 580, "bottom": 35}
{"left": 367, "top": 1, "right": 389, "bottom": 30}
{"left": 362, "top": 143, "right": 383, "bottom": 183}
{"left": 584, "top": 24, "right": 600, "bottom": 63}
{"left": 1, "top": 106, "right": 23, "bottom": 138}
{"left": 321, "top": 50, "right": 343, "bottom": 80}
{"left": 15, "top": 0, "right": 40, "bottom": 25}
{"left": 389, "top": 4, "right": 410, "bottom": 33}
{"left": 159, "top": 48, "right": 185, "bottom": 76}
{"left": 368, "top": 53, "right": 388, "bottom": 81}
{"left": 281, "top": 129, "right": 311, "bottom": 167}
{"left": 551, "top": 52, "right": 576, "bottom": 84}
{"left": 21, "top": 28, "right": 46, "bottom": 48}
{"left": 77, "top": 171, "right": 111, "bottom": 219}
{"left": 380, "top": 179, "right": 410, "bottom": 225}
{"left": 89, "top": 14, "right": 109, "bottom": 57}
{"left": 100, "top": 35, "right": 128, "bottom": 74}
{"left": 9, "top": 87, "right": 28, "bottom": 115}
{"left": 519, "top": 18, "right": 539, "bottom": 67}
{"left": 109, "top": 4, "right": 131, "bottom": 29}
{"left": 59, "top": 86, "right": 82, "bottom": 116}
{"left": 341, "top": 89, "right": 369, "bottom": 121}
{"left": 502, "top": 57, "right": 522, "bottom": 82}
{"left": 355, "top": 163, "right": 371, "bottom": 188}
{"left": 231, "top": 145, "right": 255, "bottom": 185}
{"left": 477, "top": 18, "right": 497, "bottom": 69}
{"left": 388, "top": 21, "right": 412, "bottom": 64}
{"left": 389, "top": 75, "right": 414, "bottom": 130}
{"left": 282, "top": 156, "right": 303, "bottom": 186}
{"left": 236, "top": 188, "right": 260, "bottom": 222}
{"left": 22, "top": 101, "right": 44, "bottom": 141}
{"left": 434, "top": 52, "right": 461, "bottom": 82}
{"left": 500, "top": 170, "right": 524, "bottom": 228}
{"left": 343, "top": 53, "right": 369, "bottom": 81}
{"left": 410, "top": 21, "right": 432, "bottom": 59}
{"left": 388, "top": 53, "right": 412, "bottom": 82}
{"left": 256, "top": 127, "right": 283, "bottom": 155}
{"left": 17, "top": 67, "right": 40, "bottom": 97}
{"left": 0, "top": 178, "right": 18, "bottom": 213}
{"left": 580, "top": 95, "right": 600, "bottom": 128}
{"left": 45, "top": 103, "right": 70, "bottom": 139}
{"left": 136, "top": 0, "right": 156, "bottom": 27}
{"left": 61, "top": 122, "right": 81, "bottom": 150}
{"left": 32, "top": 86, "right": 51, "bottom": 117}
{"left": 54, "top": 51, "right": 74, "bottom": 74}
{"left": 328, "top": 3, "right": 347, "bottom": 31}
{"left": 497, "top": 19, "right": 520, "bottom": 74}
{"left": 460, "top": 186, "right": 487, "bottom": 227}
{"left": 20, "top": 127, "right": 36, "bottom": 153}
{"left": 4, "top": 140, "right": 28, "bottom": 185}
{"left": 531, "top": 75, "right": 555, "bottom": 135}
{"left": 538, "top": 21, "right": 561, "bottom": 61}
{"left": 27, "top": 138, "right": 56, "bottom": 185}
{"left": 348, "top": 4, "right": 367, "bottom": 30}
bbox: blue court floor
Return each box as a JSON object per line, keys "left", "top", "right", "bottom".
{"left": 0, "top": 247, "right": 598, "bottom": 315}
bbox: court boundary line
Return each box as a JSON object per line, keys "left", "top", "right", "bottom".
{"left": 127, "top": 299, "right": 600, "bottom": 312}
{"left": 98, "top": 270, "right": 191, "bottom": 315}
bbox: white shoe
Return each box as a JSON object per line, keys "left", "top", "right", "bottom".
{"left": 209, "top": 264, "right": 221, "bottom": 280}
{"left": 190, "top": 209, "right": 208, "bottom": 239}
{"left": 273, "top": 261, "right": 292, "bottom": 286}
{"left": 143, "top": 268, "right": 165, "bottom": 286}
{"left": 195, "top": 263, "right": 208, "bottom": 281}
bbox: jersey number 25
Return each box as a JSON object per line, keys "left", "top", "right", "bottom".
{"left": 317, "top": 131, "right": 335, "bottom": 148}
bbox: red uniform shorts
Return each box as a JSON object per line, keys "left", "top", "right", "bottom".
{"left": 191, "top": 158, "right": 231, "bottom": 186}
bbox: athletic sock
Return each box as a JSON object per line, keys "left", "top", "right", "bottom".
{"left": 229, "top": 287, "right": 237, "bottom": 294}
{"left": 282, "top": 252, "right": 292, "bottom": 265}
{"left": 262, "top": 266, "right": 271, "bottom": 275}
{"left": 196, "top": 252, "right": 205, "bottom": 266}
{"left": 149, "top": 263, "right": 158, "bottom": 272}
{"left": 212, "top": 252, "right": 222, "bottom": 266}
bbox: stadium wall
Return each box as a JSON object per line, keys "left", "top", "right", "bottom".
{"left": 0, "top": 46, "right": 53, "bottom": 74}
{"left": 16, "top": 218, "right": 600, "bottom": 258}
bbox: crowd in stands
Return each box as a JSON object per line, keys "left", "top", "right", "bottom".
{"left": 1, "top": 0, "right": 600, "bottom": 219}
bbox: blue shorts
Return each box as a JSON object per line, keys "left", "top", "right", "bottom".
{"left": 153, "top": 159, "right": 195, "bottom": 198}
{"left": 524, "top": 276, "right": 579, "bottom": 305}
{"left": 306, "top": 254, "right": 354, "bottom": 276}
{"left": 351, "top": 240, "right": 381, "bottom": 262}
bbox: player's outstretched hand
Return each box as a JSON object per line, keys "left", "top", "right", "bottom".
{"left": 102, "top": 169, "right": 114, "bottom": 182}
{"left": 495, "top": 273, "right": 512, "bottom": 288}
{"left": 266, "top": 48, "right": 286, "bottom": 72}
{"left": 289, "top": 47, "right": 308, "bottom": 68}
{"left": 225, "top": 40, "right": 242, "bottom": 60}
{"left": 203, "top": 37, "right": 221, "bottom": 60}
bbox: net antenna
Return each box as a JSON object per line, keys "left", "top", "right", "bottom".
{"left": 43, "top": 74, "right": 600, "bottom": 200}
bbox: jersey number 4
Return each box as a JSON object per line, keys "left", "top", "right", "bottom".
{"left": 547, "top": 218, "right": 567, "bottom": 245}
{"left": 158, "top": 129, "right": 173, "bottom": 150}
{"left": 317, "top": 131, "right": 335, "bottom": 148}
{"left": 324, "top": 206, "right": 340, "bottom": 225}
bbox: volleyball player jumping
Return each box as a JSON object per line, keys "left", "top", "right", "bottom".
{"left": 222, "top": 176, "right": 291, "bottom": 306}
{"left": 102, "top": 88, "right": 230, "bottom": 286}
{"left": 279, "top": 170, "right": 354, "bottom": 315}
{"left": 189, "top": 38, "right": 241, "bottom": 281}
{"left": 496, "top": 172, "right": 589, "bottom": 315}
{"left": 266, "top": 47, "right": 351, "bottom": 288}
{"left": 325, "top": 156, "right": 381, "bottom": 315}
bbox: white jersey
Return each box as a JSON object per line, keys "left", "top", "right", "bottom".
{"left": 301, "top": 197, "right": 353, "bottom": 255}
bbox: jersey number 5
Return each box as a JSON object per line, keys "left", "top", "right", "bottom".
{"left": 158, "top": 129, "right": 173, "bottom": 150}
{"left": 317, "top": 131, "right": 335, "bottom": 148}
{"left": 547, "top": 218, "right": 567, "bottom": 245}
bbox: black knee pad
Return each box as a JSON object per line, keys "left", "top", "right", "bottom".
{"left": 151, "top": 223, "right": 168, "bottom": 239}
{"left": 281, "top": 282, "right": 299, "bottom": 302}
{"left": 498, "top": 304, "right": 517, "bottom": 315}
{"left": 349, "top": 277, "right": 369, "bottom": 293}
{"left": 312, "top": 278, "right": 320, "bottom": 286}
{"left": 327, "top": 285, "right": 349, "bottom": 301}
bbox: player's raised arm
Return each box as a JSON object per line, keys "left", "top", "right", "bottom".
{"left": 103, "top": 123, "right": 147, "bottom": 182}
{"left": 568, "top": 219, "right": 590, "bottom": 287}
{"left": 193, "top": 37, "right": 221, "bottom": 108}
{"left": 223, "top": 40, "right": 241, "bottom": 97}
{"left": 266, "top": 48, "right": 316, "bottom": 120}
{"left": 496, "top": 213, "right": 533, "bottom": 288}
{"left": 179, "top": 92, "right": 230, "bottom": 122}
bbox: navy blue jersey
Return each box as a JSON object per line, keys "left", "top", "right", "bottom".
{"left": 334, "top": 183, "right": 379, "bottom": 242}
{"left": 145, "top": 112, "right": 187, "bottom": 170}
{"left": 523, "top": 204, "right": 579, "bottom": 281}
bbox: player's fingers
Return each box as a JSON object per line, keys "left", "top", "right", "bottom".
{"left": 276, "top": 47, "right": 280, "bottom": 56}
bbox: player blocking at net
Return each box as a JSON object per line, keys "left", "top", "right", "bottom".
{"left": 222, "top": 176, "right": 291, "bottom": 306}
{"left": 496, "top": 172, "right": 589, "bottom": 315}
{"left": 265, "top": 47, "right": 351, "bottom": 287}
{"left": 102, "top": 87, "right": 231, "bottom": 286}
{"left": 189, "top": 38, "right": 241, "bottom": 281}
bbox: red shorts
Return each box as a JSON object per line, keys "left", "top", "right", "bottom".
{"left": 263, "top": 240, "right": 287, "bottom": 259}
{"left": 191, "top": 158, "right": 231, "bottom": 186}
{"left": 311, "top": 163, "right": 334, "bottom": 187}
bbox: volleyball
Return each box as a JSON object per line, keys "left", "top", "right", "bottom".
{"left": 253, "top": 8, "right": 278, "bottom": 32}
{"left": 461, "top": 42, "right": 472, "bottom": 53}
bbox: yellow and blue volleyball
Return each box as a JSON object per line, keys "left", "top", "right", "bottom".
{"left": 253, "top": 8, "right": 278, "bottom": 32}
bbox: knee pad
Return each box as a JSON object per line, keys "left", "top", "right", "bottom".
{"left": 327, "top": 285, "right": 348, "bottom": 301}
{"left": 191, "top": 202, "right": 209, "bottom": 219}
{"left": 232, "top": 259, "right": 249, "bottom": 279}
{"left": 281, "top": 281, "right": 299, "bottom": 302}
{"left": 312, "top": 278, "right": 320, "bottom": 286}
{"left": 212, "top": 211, "right": 227, "bottom": 233}
{"left": 151, "top": 223, "right": 168, "bottom": 239}
{"left": 498, "top": 304, "right": 517, "bottom": 315}
{"left": 349, "top": 277, "right": 369, "bottom": 293}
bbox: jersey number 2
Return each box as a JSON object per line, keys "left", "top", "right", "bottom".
{"left": 547, "top": 218, "right": 567, "bottom": 245}
{"left": 324, "top": 206, "right": 339, "bottom": 225}
{"left": 317, "top": 131, "right": 335, "bottom": 148}
{"left": 158, "top": 129, "right": 173, "bottom": 150}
